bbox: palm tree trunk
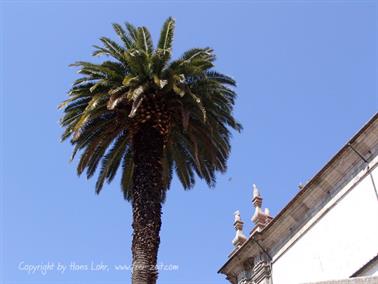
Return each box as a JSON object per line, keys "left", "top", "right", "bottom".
{"left": 131, "top": 123, "right": 164, "bottom": 284}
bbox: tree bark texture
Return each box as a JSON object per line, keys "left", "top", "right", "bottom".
{"left": 131, "top": 122, "right": 164, "bottom": 284}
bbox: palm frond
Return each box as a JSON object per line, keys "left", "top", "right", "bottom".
{"left": 96, "top": 130, "right": 129, "bottom": 193}
{"left": 158, "top": 17, "right": 175, "bottom": 51}
{"left": 121, "top": 149, "right": 134, "bottom": 201}
{"left": 112, "top": 23, "right": 134, "bottom": 49}
{"left": 136, "top": 27, "right": 153, "bottom": 55}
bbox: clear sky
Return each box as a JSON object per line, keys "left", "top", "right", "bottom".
{"left": 1, "top": 1, "right": 377, "bottom": 283}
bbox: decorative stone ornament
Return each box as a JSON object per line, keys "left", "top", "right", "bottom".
{"left": 232, "top": 210, "right": 247, "bottom": 248}
{"left": 225, "top": 185, "right": 274, "bottom": 284}
{"left": 251, "top": 184, "right": 272, "bottom": 234}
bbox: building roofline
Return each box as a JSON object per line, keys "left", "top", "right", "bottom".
{"left": 218, "top": 112, "right": 378, "bottom": 275}
{"left": 259, "top": 113, "right": 378, "bottom": 235}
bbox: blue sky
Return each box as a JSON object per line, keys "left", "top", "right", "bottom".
{"left": 1, "top": 1, "right": 377, "bottom": 283}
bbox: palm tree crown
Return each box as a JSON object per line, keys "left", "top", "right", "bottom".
{"left": 59, "top": 17, "right": 241, "bottom": 201}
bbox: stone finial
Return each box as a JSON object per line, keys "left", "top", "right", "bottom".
{"left": 252, "top": 184, "right": 262, "bottom": 208}
{"left": 232, "top": 210, "right": 247, "bottom": 248}
{"left": 264, "top": 208, "right": 270, "bottom": 216}
{"left": 251, "top": 184, "right": 273, "bottom": 234}
{"left": 234, "top": 210, "right": 241, "bottom": 222}
{"left": 264, "top": 208, "right": 273, "bottom": 225}
{"left": 253, "top": 184, "right": 260, "bottom": 198}
{"left": 251, "top": 184, "right": 263, "bottom": 223}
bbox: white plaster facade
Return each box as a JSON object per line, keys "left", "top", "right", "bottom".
{"left": 272, "top": 158, "right": 378, "bottom": 283}
{"left": 219, "top": 114, "right": 378, "bottom": 284}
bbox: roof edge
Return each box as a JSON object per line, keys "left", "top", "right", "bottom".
{"left": 218, "top": 112, "right": 378, "bottom": 275}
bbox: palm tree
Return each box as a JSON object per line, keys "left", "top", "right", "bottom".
{"left": 59, "top": 17, "right": 241, "bottom": 284}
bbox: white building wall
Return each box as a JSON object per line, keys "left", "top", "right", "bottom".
{"left": 271, "top": 165, "right": 378, "bottom": 284}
